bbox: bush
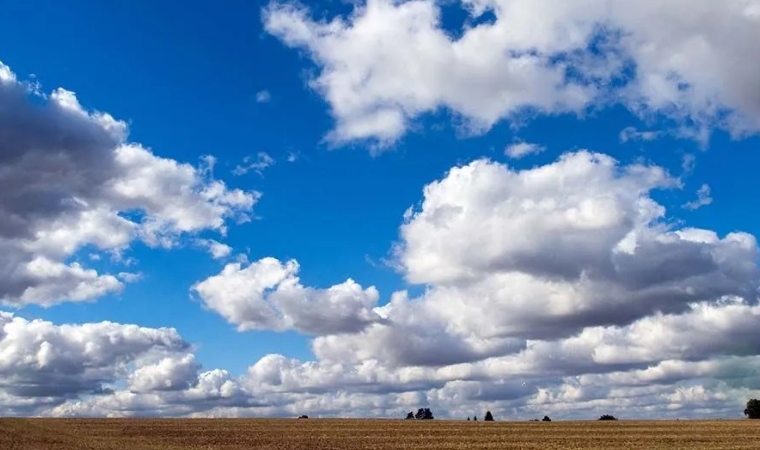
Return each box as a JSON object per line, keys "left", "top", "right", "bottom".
{"left": 405, "top": 408, "right": 434, "bottom": 420}
{"left": 415, "top": 408, "right": 434, "bottom": 420}
{"left": 745, "top": 399, "right": 760, "bottom": 419}
{"left": 598, "top": 414, "right": 618, "bottom": 421}
{"left": 484, "top": 411, "right": 494, "bottom": 421}
{"left": 297, "top": 415, "right": 309, "bottom": 419}
{"left": 542, "top": 415, "right": 552, "bottom": 422}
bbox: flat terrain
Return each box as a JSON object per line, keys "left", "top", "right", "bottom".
{"left": 1, "top": 418, "right": 759, "bottom": 449}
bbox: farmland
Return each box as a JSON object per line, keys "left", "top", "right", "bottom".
{"left": 1, "top": 418, "right": 758, "bottom": 449}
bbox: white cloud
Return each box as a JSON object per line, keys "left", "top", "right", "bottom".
{"left": 0, "top": 312, "right": 188, "bottom": 403}
{"left": 387, "top": 154, "right": 756, "bottom": 351}
{"left": 196, "top": 239, "right": 233, "bottom": 260}
{"left": 264, "top": 0, "right": 760, "bottom": 146}
{"left": 0, "top": 61, "right": 259, "bottom": 307}
{"left": 25, "top": 151, "right": 747, "bottom": 420}
{"left": 683, "top": 184, "right": 713, "bottom": 210}
{"left": 1, "top": 149, "right": 756, "bottom": 420}
{"left": 619, "top": 126, "right": 661, "bottom": 143}
{"left": 504, "top": 141, "right": 544, "bottom": 159}
{"left": 192, "top": 257, "right": 383, "bottom": 334}
{"left": 128, "top": 354, "right": 201, "bottom": 393}
{"left": 232, "top": 152, "right": 275, "bottom": 176}
{"left": 3, "top": 49, "right": 760, "bottom": 418}
{"left": 7, "top": 269, "right": 760, "bottom": 419}
{"left": 255, "top": 90, "right": 272, "bottom": 103}
{"left": 682, "top": 153, "right": 697, "bottom": 175}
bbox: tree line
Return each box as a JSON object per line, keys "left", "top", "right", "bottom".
{"left": 403, "top": 408, "right": 621, "bottom": 421}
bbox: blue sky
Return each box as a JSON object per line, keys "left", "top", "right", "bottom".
{"left": 1, "top": 0, "right": 760, "bottom": 419}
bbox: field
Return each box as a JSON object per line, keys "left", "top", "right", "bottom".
{"left": 1, "top": 418, "right": 759, "bottom": 449}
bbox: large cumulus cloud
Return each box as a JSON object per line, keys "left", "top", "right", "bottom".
{"left": 3, "top": 53, "right": 760, "bottom": 419}
{"left": 309, "top": 152, "right": 759, "bottom": 370}
{"left": 263, "top": 0, "right": 760, "bottom": 145}
{"left": 191, "top": 257, "right": 383, "bottom": 334}
{"left": 0, "top": 61, "right": 258, "bottom": 307}
{"left": 42, "top": 150, "right": 756, "bottom": 420}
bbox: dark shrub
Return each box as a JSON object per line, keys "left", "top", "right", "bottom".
{"left": 484, "top": 411, "right": 494, "bottom": 421}
{"left": 598, "top": 414, "right": 618, "bottom": 421}
{"left": 542, "top": 415, "right": 551, "bottom": 422}
{"left": 414, "top": 408, "right": 434, "bottom": 420}
{"left": 745, "top": 399, "right": 760, "bottom": 419}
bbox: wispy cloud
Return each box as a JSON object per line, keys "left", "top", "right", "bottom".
{"left": 232, "top": 152, "right": 275, "bottom": 176}
{"left": 255, "top": 90, "right": 271, "bottom": 103}
{"left": 504, "top": 141, "right": 545, "bottom": 159}
{"left": 681, "top": 153, "right": 696, "bottom": 175}
{"left": 619, "top": 126, "right": 661, "bottom": 143}
{"left": 683, "top": 184, "right": 713, "bottom": 210}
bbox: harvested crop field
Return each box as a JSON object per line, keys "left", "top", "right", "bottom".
{"left": 1, "top": 418, "right": 759, "bottom": 449}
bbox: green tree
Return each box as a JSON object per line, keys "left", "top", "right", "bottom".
{"left": 484, "top": 411, "right": 494, "bottom": 421}
{"left": 745, "top": 399, "right": 760, "bottom": 419}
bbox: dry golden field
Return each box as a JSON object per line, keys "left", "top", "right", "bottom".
{"left": 1, "top": 418, "right": 759, "bottom": 450}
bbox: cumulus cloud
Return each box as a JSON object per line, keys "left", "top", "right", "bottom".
{"left": 128, "top": 354, "right": 201, "bottom": 393}
{"left": 40, "top": 151, "right": 748, "bottom": 420}
{"left": 302, "top": 152, "right": 758, "bottom": 372}
{"left": 504, "top": 141, "right": 544, "bottom": 159}
{"left": 192, "top": 257, "right": 383, "bottom": 334}
{"left": 264, "top": 0, "right": 760, "bottom": 145}
{"left": 0, "top": 313, "right": 188, "bottom": 406}
{"left": 3, "top": 80, "right": 759, "bottom": 420}
{"left": 0, "top": 61, "right": 259, "bottom": 307}
{"left": 195, "top": 239, "right": 233, "bottom": 260}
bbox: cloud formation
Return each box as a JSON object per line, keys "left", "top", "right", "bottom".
{"left": 192, "top": 257, "right": 383, "bottom": 335}
{"left": 264, "top": 0, "right": 760, "bottom": 145}
{"left": 504, "top": 142, "right": 544, "bottom": 159}
{"left": 21, "top": 151, "right": 750, "bottom": 420}
{"left": 0, "top": 61, "right": 258, "bottom": 307}
{"left": 2, "top": 54, "right": 760, "bottom": 420}
{"left": 2, "top": 122, "right": 758, "bottom": 419}
{"left": 683, "top": 184, "right": 713, "bottom": 210}
{"left": 232, "top": 152, "right": 275, "bottom": 176}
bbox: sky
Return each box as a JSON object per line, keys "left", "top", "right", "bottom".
{"left": 0, "top": 0, "right": 760, "bottom": 420}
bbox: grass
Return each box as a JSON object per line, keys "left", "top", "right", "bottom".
{"left": 1, "top": 418, "right": 759, "bottom": 449}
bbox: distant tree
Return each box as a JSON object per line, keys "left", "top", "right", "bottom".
{"left": 298, "top": 415, "right": 309, "bottom": 419}
{"left": 484, "top": 411, "right": 494, "bottom": 421}
{"left": 414, "top": 408, "right": 434, "bottom": 420}
{"left": 745, "top": 399, "right": 760, "bottom": 419}
{"left": 598, "top": 414, "right": 618, "bottom": 421}
{"left": 542, "top": 415, "right": 552, "bottom": 422}
{"left": 473, "top": 415, "right": 478, "bottom": 421}
{"left": 405, "top": 411, "right": 415, "bottom": 420}
{"left": 467, "top": 417, "right": 470, "bottom": 421}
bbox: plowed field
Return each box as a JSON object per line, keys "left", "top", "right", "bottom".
{"left": 1, "top": 418, "right": 758, "bottom": 449}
